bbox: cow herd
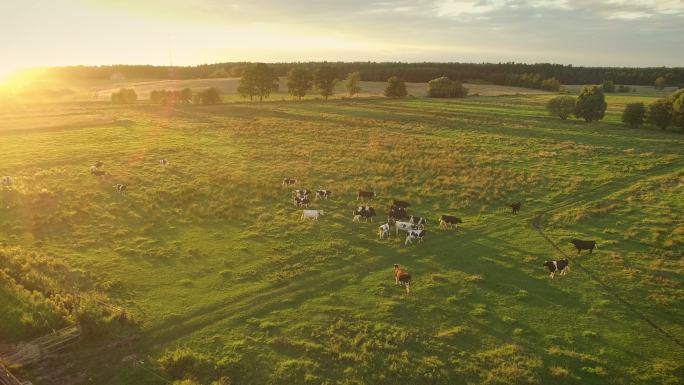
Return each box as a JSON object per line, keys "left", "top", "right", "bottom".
{"left": 283, "top": 177, "right": 599, "bottom": 294}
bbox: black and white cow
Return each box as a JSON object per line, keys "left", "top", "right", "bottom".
{"left": 114, "top": 184, "right": 127, "bottom": 195}
{"left": 353, "top": 206, "right": 377, "bottom": 222}
{"left": 378, "top": 223, "right": 391, "bottom": 239}
{"left": 357, "top": 190, "right": 375, "bottom": 201}
{"left": 293, "top": 189, "right": 310, "bottom": 199}
{"left": 570, "top": 239, "right": 596, "bottom": 254}
{"left": 1, "top": 176, "right": 13, "bottom": 186}
{"left": 392, "top": 199, "right": 411, "bottom": 208}
{"left": 293, "top": 196, "right": 310, "bottom": 207}
{"left": 282, "top": 178, "right": 297, "bottom": 188}
{"left": 394, "top": 220, "right": 418, "bottom": 235}
{"left": 405, "top": 229, "right": 426, "bottom": 245}
{"left": 159, "top": 159, "right": 169, "bottom": 166}
{"left": 439, "top": 215, "right": 462, "bottom": 229}
{"left": 510, "top": 202, "right": 522, "bottom": 214}
{"left": 543, "top": 259, "right": 569, "bottom": 279}
{"left": 315, "top": 189, "right": 332, "bottom": 200}
{"left": 409, "top": 216, "right": 427, "bottom": 229}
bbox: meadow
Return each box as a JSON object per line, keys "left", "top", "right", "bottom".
{"left": 0, "top": 85, "right": 683, "bottom": 385}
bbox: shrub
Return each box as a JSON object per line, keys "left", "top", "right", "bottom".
{"left": 648, "top": 99, "right": 672, "bottom": 130}
{"left": 575, "top": 86, "right": 607, "bottom": 122}
{"left": 670, "top": 89, "right": 684, "bottom": 130}
{"left": 427, "top": 77, "right": 468, "bottom": 98}
{"left": 195, "top": 88, "right": 221, "bottom": 105}
{"left": 540, "top": 77, "right": 561, "bottom": 92}
{"left": 654, "top": 76, "right": 666, "bottom": 90}
{"left": 601, "top": 80, "right": 615, "bottom": 93}
{"left": 622, "top": 103, "right": 646, "bottom": 127}
{"left": 546, "top": 96, "right": 576, "bottom": 120}
{"left": 111, "top": 88, "right": 137, "bottom": 103}
{"left": 384, "top": 76, "right": 407, "bottom": 98}
{"left": 157, "top": 348, "right": 216, "bottom": 382}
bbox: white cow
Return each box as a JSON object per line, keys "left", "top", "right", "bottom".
{"left": 301, "top": 209, "right": 324, "bottom": 220}
{"left": 378, "top": 223, "right": 391, "bottom": 239}
{"left": 394, "top": 221, "right": 418, "bottom": 236}
{"left": 160, "top": 159, "right": 169, "bottom": 166}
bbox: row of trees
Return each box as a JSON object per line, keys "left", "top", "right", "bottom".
{"left": 506, "top": 73, "right": 561, "bottom": 91}
{"left": 111, "top": 88, "right": 137, "bottom": 103}
{"left": 622, "top": 90, "right": 684, "bottom": 130}
{"left": 44, "top": 62, "right": 684, "bottom": 87}
{"left": 546, "top": 86, "right": 607, "bottom": 122}
{"left": 601, "top": 80, "right": 635, "bottom": 93}
{"left": 149, "top": 88, "right": 193, "bottom": 104}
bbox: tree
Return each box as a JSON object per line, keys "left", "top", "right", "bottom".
{"left": 574, "top": 86, "right": 607, "bottom": 122}
{"left": 540, "top": 77, "right": 561, "bottom": 92}
{"left": 621, "top": 103, "right": 646, "bottom": 128}
{"left": 150, "top": 89, "right": 166, "bottom": 103}
{"left": 654, "top": 76, "right": 667, "bottom": 90}
{"left": 647, "top": 99, "right": 672, "bottom": 130}
{"left": 669, "top": 89, "right": 684, "bottom": 130}
{"left": 345, "top": 72, "right": 362, "bottom": 97}
{"left": 111, "top": 88, "right": 137, "bottom": 103}
{"left": 546, "top": 96, "right": 576, "bottom": 120}
{"left": 384, "top": 76, "right": 408, "bottom": 98}
{"left": 238, "top": 63, "right": 278, "bottom": 101}
{"left": 180, "top": 88, "right": 192, "bottom": 103}
{"left": 286, "top": 67, "right": 313, "bottom": 100}
{"left": 601, "top": 80, "right": 615, "bottom": 93}
{"left": 427, "top": 77, "right": 468, "bottom": 98}
{"left": 195, "top": 87, "right": 221, "bottom": 105}
{"left": 314, "top": 65, "right": 338, "bottom": 100}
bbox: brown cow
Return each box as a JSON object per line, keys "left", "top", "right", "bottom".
{"left": 393, "top": 264, "right": 411, "bottom": 294}
{"left": 510, "top": 202, "right": 521, "bottom": 214}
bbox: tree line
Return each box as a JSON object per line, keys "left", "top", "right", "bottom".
{"left": 43, "top": 62, "right": 684, "bottom": 87}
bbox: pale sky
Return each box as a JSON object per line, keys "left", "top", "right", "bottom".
{"left": 1, "top": 0, "right": 683, "bottom": 80}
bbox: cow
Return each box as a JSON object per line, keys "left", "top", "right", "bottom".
{"left": 570, "top": 239, "right": 596, "bottom": 254}
{"left": 439, "top": 215, "right": 462, "bottom": 229}
{"left": 315, "top": 189, "right": 332, "bottom": 200}
{"left": 91, "top": 169, "right": 107, "bottom": 177}
{"left": 353, "top": 206, "right": 376, "bottom": 222}
{"left": 357, "top": 190, "right": 375, "bottom": 201}
{"left": 293, "top": 196, "right": 310, "bottom": 207}
{"left": 159, "top": 159, "right": 169, "bottom": 166}
{"left": 409, "top": 216, "right": 427, "bottom": 229}
{"left": 388, "top": 205, "right": 409, "bottom": 221}
{"left": 510, "top": 202, "right": 521, "bottom": 214}
{"left": 282, "top": 178, "right": 297, "bottom": 188}
{"left": 378, "top": 223, "right": 391, "bottom": 239}
{"left": 543, "top": 259, "right": 569, "bottom": 279}
{"left": 293, "top": 189, "right": 310, "bottom": 198}
{"left": 393, "top": 264, "right": 411, "bottom": 294}
{"left": 114, "top": 184, "right": 127, "bottom": 195}
{"left": 2, "top": 176, "right": 13, "bottom": 186}
{"left": 301, "top": 209, "right": 324, "bottom": 220}
{"left": 405, "top": 229, "right": 426, "bottom": 245}
{"left": 395, "top": 220, "right": 418, "bottom": 235}
{"left": 94, "top": 161, "right": 104, "bottom": 168}
{"left": 392, "top": 200, "right": 411, "bottom": 208}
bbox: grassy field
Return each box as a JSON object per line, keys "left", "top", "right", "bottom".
{"left": 1, "top": 89, "right": 683, "bottom": 385}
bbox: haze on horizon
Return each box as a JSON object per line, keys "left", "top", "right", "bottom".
{"left": 1, "top": 0, "right": 683, "bottom": 81}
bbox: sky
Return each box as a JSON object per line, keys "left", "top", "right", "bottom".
{"left": 1, "top": 0, "right": 683, "bottom": 80}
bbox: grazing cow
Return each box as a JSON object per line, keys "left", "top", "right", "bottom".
{"left": 543, "top": 259, "right": 569, "bottom": 279}
{"left": 510, "top": 202, "right": 521, "bottom": 214}
{"left": 378, "top": 223, "right": 391, "bottom": 239}
{"left": 159, "top": 159, "right": 169, "bottom": 166}
{"left": 395, "top": 220, "right": 418, "bottom": 235}
{"left": 91, "top": 169, "right": 107, "bottom": 177}
{"left": 388, "top": 205, "right": 409, "bottom": 221}
{"left": 394, "top": 264, "right": 411, "bottom": 294}
{"left": 405, "top": 229, "right": 426, "bottom": 245}
{"left": 282, "top": 178, "right": 297, "bottom": 188}
{"left": 293, "top": 189, "right": 310, "bottom": 198}
{"left": 301, "top": 209, "right": 324, "bottom": 220}
{"left": 409, "top": 216, "right": 427, "bottom": 229}
{"left": 570, "top": 239, "right": 596, "bottom": 254}
{"left": 353, "top": 206, "right": 376, "bottom": 222}
{"left": 357, "top": 190, "right": 375, "bottom": 201}
{"left": 439, "top": 215, "right": 463, "bottom": 229}
{"left": 315, "top": 189, "right": 331, "bottom": 200}
{"left": 293, "top": 196, "right": 310, "bottom": 207}
{"left": 94, "top": 161, "right": 104, "bottom": 168}
{"left": 392, "top": 200, "right": 411, "bottom": 208}
{"left": 114, "top": 184, "right": 127, "bottom": 195}
{"left": 1, "top": 176, "right": 12, "bottom": 186}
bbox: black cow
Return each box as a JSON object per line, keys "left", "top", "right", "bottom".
{"left": 510, "top": 202, "right": 521, "bottom": 214}
{"left": 439, "top": 215, "right": 462, "bottom": 229}
{"left": 388, "top": 205, "right": 409, "bottom": 221}
{"left": 357, "top": 190, "right": 375, "bottom": 201}
{"left": 315, "top": 189, "right": 332, "bottom": 200}
{"left": 543, "top": 259, "right": 569, "bottom": 279}
{"left": 353, "top": 206, "right": 377, "bottom": 222}
{"left": 409, "top": 216, "right": 427, "bottom": 229}
{"left": 392, "top": 200, "right": 411, "bottom": 208}
{"left": 570, "top": 239, "right": 596, "bottom": 254}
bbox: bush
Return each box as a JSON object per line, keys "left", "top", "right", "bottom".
{"left": 601, "top": 80, "right": 615, "bottom": 93}
{"left": 195, "top": 88, "right": 221, "bottom": 105}
{"left": 157, "top": 348, "right": 216, "bottom": 382}
{"left": 540, "top": 77, "right": 561, "bottom": 91}
{"left": 622, "top": 103, "right": 646, "bottom": 127}
{"left": 427, "top": 77, "right": 468, "bottom": 98}
{"left": 546, "top": 96, "right": 576, "bottom": 120}
{"left": 384, "top": 76, "right": 407, "bottom": 98}
{"left": 111, "top": 88, "right": 137, "bottom": 103}
{"left": 670, "top": 89, "right": 684, "bottom": 130}
{"left": 575, "top": 86, "right": 607, "bottom": 122}
{"left": 648, "top": 99, "right": 672, "bottom": 130}
{"left": 654, "top": 76, "right": 666, "bottom": 90}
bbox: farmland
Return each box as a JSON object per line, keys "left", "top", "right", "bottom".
{"left": 1, "top": 86, "right": 683, "bottom": 385}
